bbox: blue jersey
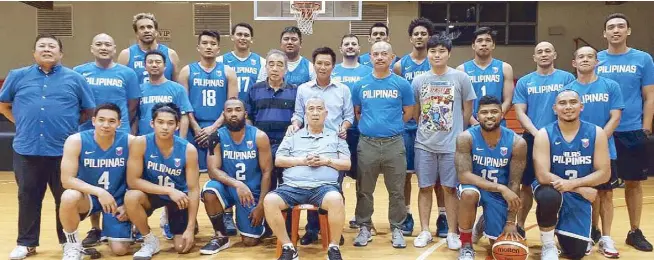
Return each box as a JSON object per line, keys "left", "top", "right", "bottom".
{"left": 331, "top": 63, "right": 373, "bottom": 88}
{"left": 127, "top": 44, "right": 174, "bottom": 84}
{"left": 399, "top": 55, "right": 431, "bottom": 131}
{"left": 597, "top": 48, "right": 654, "bottom": 131}
{"left": 469, "top": 125, "right": 515, "bottom": 186}
{"left": 564, "top": 77, "right": 625, "bottom": 159}
{"left": 218, "top": 52, "right": 264, "bottom": 100}
{"left": 143, "top": 133, "right": 189, "bottom": 195}
{"left": 545, "top": 121, "right": 596, "bottom": 180}
{"left": 352, "top": 73, "right": 415, "bottom": 137}
{"left": 463, "top": 59, "right": 505, "bottom": 115}
{"left": 138, "top": 81, "right": 194, "bottom": 135}
{"left": 285, "top": 57, "right": 312, "bottom": 87}
{"left": 74, "top": 62, "right": 141, "bottom": 132}
{"left": 217, "top": 125, "right": 262, "bottom": 194}
{"left": 513, "top": 69, "right": 576, "bottom": 130}
{"left": 77, "top": 130, "right": 129, "bottom": 204}
{"left": 187, "top": 62, "right": 228, "bottom": 126}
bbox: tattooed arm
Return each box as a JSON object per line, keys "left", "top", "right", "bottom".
{"left": 507, "top": 135, "right": 527, "bottom": 222}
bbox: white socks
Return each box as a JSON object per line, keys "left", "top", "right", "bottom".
{"left": 541, "top": 230, "right": 555, "bottom": 245}
{"left": 64, "top": 230, "right": 79, "bottom": 244}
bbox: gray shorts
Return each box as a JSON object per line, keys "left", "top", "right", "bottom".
{"left": 415, "top": 148, "right": 457, "bottom": 188}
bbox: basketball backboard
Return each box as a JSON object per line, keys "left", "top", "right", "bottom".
{"left": 253, "top": 1, "right": 362, "bottom": 21}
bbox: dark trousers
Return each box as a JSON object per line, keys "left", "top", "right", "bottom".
{"left": 13, "top": 151, "right": 65, "bottom": 246}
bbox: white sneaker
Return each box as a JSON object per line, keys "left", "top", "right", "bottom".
{"left": 413, "top": 231, "right": 433, "bottom": 248}
{"left": 541, "top": 243, "right": 560, "bottom": 260}
{"left": 585, "top": 242, "right": 593, "bottom": 256}
{"left": 447, "top": 232, "right": 462, "bottom": 250}
{"left": 62, "top": 243, "right": 84, "bottom": 260}
{"left": 598, "top": 236, "right": 620, "bottom": 258}
{"left": 134, "top": 233, "right": 160, "bottom": 260}
{"left": 9, "top": 246, "right": 35, "bottom": 260}
{"left": 471, "top": 215, "right": 485, "bottom": 244}
{"left": 159, "top": 209, "right": 168, "bottom": 228}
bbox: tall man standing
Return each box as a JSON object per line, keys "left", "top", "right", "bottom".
{"left": 596, "top": 13, "right": 654, "bottom": 252}
{"left": 217, "top": 23, "right": 266, "bottom": 101}
{"left": 359, "top": 22, "right": 399, "bottom": 68}
{"left": 279, "top": 26, "right": 316, "bottom": 87}
{"left": 0, "top": 34, "right": 96, "bottom": 259}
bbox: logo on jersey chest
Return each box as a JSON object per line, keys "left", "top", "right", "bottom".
{"left": 581, "top": 138, "right": 589, "bottom": 148}
{"left": 216, "top": 70, "right": 222, "bottom": 77}
{"left": 174, "top": 158, "right": 181, "bottom": 167}
{"left": 247, "top": 141, "right": 254, "bottom": 149}
{"left": 251, "top": 59, "right": 257, "bottom": 65}
{"left": 500, "top": 147, "right": 508, "bottom": 156}
{"left": 116, "top": 147, "right": 123, "bottom": 156}
{"left": 493, "top": 67, "right": 499, "bottom": 73}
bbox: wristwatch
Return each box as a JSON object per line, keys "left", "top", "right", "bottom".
{"left": 327, "top": 158, "right": 333, "bottom": 167}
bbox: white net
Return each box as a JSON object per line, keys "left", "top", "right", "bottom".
{"left": 291, "top": 2, "right": 321, "bottom": 35}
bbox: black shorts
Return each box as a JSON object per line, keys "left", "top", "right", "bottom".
{"left": 521, "top": 132, "right": 536, "bottom": 185}
{"left": 595, "top": 160, "right": 619, "bottom": 190}
{"left": 614, "top": 130, "right": 649, "bottom": 181}
{"left": 146, "top": 194, "right": 189, "bottom": 235}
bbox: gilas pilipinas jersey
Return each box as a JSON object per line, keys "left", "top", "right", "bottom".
{"left": 188, "top": 62, "right": 228, "bottom": 126}
{"left": 217, "top": 125, "right": 262, "bottom": 195}
{"left": 331, "top": 63, "right": 373, "bottom": 88}
{"left": 73, "top": 62, "right": 141, "bottom": 132}
{"left": 463, "top": 59, "right": 505, "bottom": 115}
{"left": 469, "top": 125, "right": 514, "bottom": 186}
{"left": 545, "top": 121, "right": 596, "bottom": 181}
{"left": 399, "top": 55, "right": 431, "bottom": 130}
{"left": 77, "top": 130, "right": 129, "bottom": 205}
{"left": 127, "top": 44, "right": 174, "bottom": 84}
{"left": 218, "top": 52, "right": 264, "bottom": 101}
{"left": 285, "top": 57, "right": 312, "bottom": 87}
{"left": 143, "top": 133, "right": 189, "bottom": 195}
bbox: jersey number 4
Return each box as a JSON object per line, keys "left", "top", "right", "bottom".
{"left": 235, "top": 162, "right": 246, "bottom": 181}
{"left": 98, "top": 171, "right": 110, "bottom": 190}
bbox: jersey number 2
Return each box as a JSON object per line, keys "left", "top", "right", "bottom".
{"left": 565, "top": 170, "right": 578, "bottom": 180}
{"left": 98, "top": 171, "right": 110, "bottom": 190}
{"left": 235, "top": 163, "right": 246, "bottom": 181}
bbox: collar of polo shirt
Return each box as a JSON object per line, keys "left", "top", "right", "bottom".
{"left": 37, "top": 63, "right": 62, "bottom": 74}
{"left": 300, "top": 127, "right": 327, "bottom": 139}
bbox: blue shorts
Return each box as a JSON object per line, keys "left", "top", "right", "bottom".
{"left": 145, "top": 194, "right": 189, "bottom": 235}
{"left": 457, "top": 184, "right": 507, "bottom": 240}
{"left": 82, "top": 194, "right": 132, "bottom": 242}
{"left": 403, "top": 129, "right": 416, "bottom": 172}
{"left": 270, "top": 184, "right": 341, "bottom": 208}
{"left": 202, "top": 180, "right": 265, "bottom": 238}
{"left": 531, "top": 181, "right": 592, "bottom": 242}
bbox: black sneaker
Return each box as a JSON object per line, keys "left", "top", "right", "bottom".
{"left": 517, "top": 225, "right": 526, "bottom": 239}
{"left": 82, "top": 228, "right": 102, "bottom": 247}
{"left": 278, "top": 245, "right": 299, "bottom": 260}
{"left": 199, "top": 236, "right": 230, "bottom": 255}
{"left": 327, "top": 246, "right": 343, "bottom": 260}
{"left": 591, "top": 226, "right": 601, "bottom": 244}
{"left": 626, "top": 229, "right": 653, "bottom": 252}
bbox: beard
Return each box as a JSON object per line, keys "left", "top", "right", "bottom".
{"left": 226, "top": 118, "right": 246, "bottom": 132}
{"left": 480, "top": 121, "right": 500, "bottom": 131}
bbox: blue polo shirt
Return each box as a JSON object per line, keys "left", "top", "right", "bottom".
{"left": 352, "top": 73, "right": 414, "bottom": 137}
{"left": 247, "top": 81, "right": 298, "bottom": 143}
{"left": 138, "top": 80, "right": 193, "bottom": 135}
{"left": 0, "top": 64, "right": 96, "bottom": 156}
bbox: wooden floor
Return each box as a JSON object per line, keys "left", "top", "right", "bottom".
{"left": 0, "top": 172, "right": 652, "bottom": 259}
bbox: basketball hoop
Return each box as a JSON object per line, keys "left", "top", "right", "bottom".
{"left": 291, "top": 1, "right": 321, "bottom": 35}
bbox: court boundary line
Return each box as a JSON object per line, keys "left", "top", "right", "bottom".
{"left": 416, "top": 237, "right": 447, "bottom": 260}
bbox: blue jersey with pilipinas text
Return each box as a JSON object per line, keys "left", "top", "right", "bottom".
{"left": 331, "top": 64, "right": 373, "bottom": 88}
{"left": 546, "top": 121, "right": 596, "bottom": 181}
{"left": 74, "top": 63, "right": 141, "bottom": 132}
{"left": 127, "top": 44, "right": 174, "bottom": 84}
{"left": 219, "top": 52, "right": 264, "bottom": 101}
{"left": 188, "top": 62, "right": 228, "bottom": 126}
{"left": 463, "top": 59, "right": 505, "bottom": 115}
{"left": 564, "top": 77, "right": 624, "bottom": 159}
{"left": 143, "top": 133, "right": 189, "bottom": 196}
{"left": 399, "top": 55, "right": 431, "bottom": 131}
{"left": 216, "top": 125, "right": 261, "bottom": 195}
{"left": 77, "top": 130, "right": 129, "bottom": 205}
{"left": 597, "top": 48, "right": 654, "bottom": 132}
{"left": 138, "top": 81, "right": 193, "bottom": 135}
{"left": 469, "top": 125, "right": 514, "bottom": 186}
{"left": 285, "top": 57, "right": 312, "bottom": 87}
{"left": 513, "top": 70, "right": 576, "bottom": 130}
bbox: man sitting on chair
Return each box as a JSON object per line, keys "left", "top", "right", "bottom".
{"left": 263, "top": 96, "right": 350, "bottom": 260}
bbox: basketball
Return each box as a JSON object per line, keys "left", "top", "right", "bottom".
{"left": 491, "top": 234, "right": 529, "bottom": 260}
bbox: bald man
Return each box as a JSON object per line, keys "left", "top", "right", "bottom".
{"left": 509, "top": 41, "right": 575, "bottom": 240}
{"left": 73, "top": 33, "right": 141, "bottom": 246}
{"left": 352, "top": 41, "right": 414, "bottom": 248}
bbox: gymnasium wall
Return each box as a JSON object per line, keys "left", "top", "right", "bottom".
{"left": 0, "top": 1, "right": 653, "bottom": 78}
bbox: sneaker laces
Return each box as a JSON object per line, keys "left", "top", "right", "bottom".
{"left": 63, "top": 243, "right": 83, "bottom": 258}
{"left": 541, "top": 243, "right": 560, "bottom": 256}
{"left": 281, "top": 245, "right": 296, "bottom": 258}
{"left": 601, "top": 237, "right": 617, "bottom": 250}
{"left": 416, "top": 231, "right": 431, "bottom": 242}
{"left": 460, "top": 246, "right": 474, "bottom": 257}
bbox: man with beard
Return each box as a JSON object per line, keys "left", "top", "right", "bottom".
{"left": 218, "top": 23, "right": 267, "bottom": 101}
{"left": 457, "top": 27, "right": 514, "bottom": 126}
{"left": 454, "top": 96, "right": 526, "bottom": 260}
{"left": 199, "top": 98, "right": 273, "bottom": 254}
{"left": 564, "top": 46, "right": 624, "bottom": 257}
{"left": 280, "top": 26, "right": 316, "bottom": 86}
{"left": 511, "top": 42, "right": 575, "bottom": 242}
{"left": 118, "top": 13, "right": 180, "bottom": 84}
{"left": 532, "top": 90, "right": 610, "bottom": 260}
{"left": 359, "top": 22, "right": 399, "bottom": 68}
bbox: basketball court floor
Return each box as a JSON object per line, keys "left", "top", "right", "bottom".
{"left": 0, "top": 173, "right": 652, "bottom": 259}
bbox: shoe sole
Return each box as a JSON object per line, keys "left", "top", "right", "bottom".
{"left": 353, "top": 237, "right": 373, "bottom": 247}
{"left": 626, "top": 239, "right": 654, "bottom": 252}
{"left": 413, "top": 238, "right": 433, "bottom": 248}
{"left": 598, "top": 249, "right": 619, "bottom": 259}
{"left": 199, "top": 240, "right": 231, "bottom": 255}
{"left": 9, "top": 249, "right": 36, "bottom": 260}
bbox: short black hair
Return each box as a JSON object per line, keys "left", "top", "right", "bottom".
{"left": 280, "top": 26, "right": 303, "bottom": 42}
{"left": 144, "top": 50, "right": 166, "bottom": 65}
{"left": 197, "top": 30, "right": 221, "bottom": 44}
{"left": 224, "top": 97, "right": 246, "bottom": 109}
{"left": 94, "top": 103, "right": 121, "bottom": 118}
{"left": 340, "top": 34, "right": 359, "bottom": 46}
{"left": 408, "top": 17, "right": 434, "bottom": 36}
{"left": 312, "top": 47, "right": 337, "bottom": 64}
{"left": 427, "top": 34, "right": 452, "bottom": 52}
{"left": 573, "top": 46, "right": 598, "bottom": 58}
{"left": 232, "top": 22, "right": 254, "bottom": 36}
{"left": 152, "top": 102, "right": 181, "bottom": 123}
{"left": 472, "top": 27, "right": 496, "bottom": 43}
{"left": 34, "top": 33, "right": 63, "bottom": 52}
{"left": 477, "top": 95, "right": 502, "bottom": 110}
{"left": 604, "top": 13, "right": 630, "bottom": 29}
{"left": 369, "top": 22, "right": 389, "bottom": 36}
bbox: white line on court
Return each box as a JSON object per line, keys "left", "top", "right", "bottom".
{"left": 416, "top": 237, "right": 447, "bottom": 260}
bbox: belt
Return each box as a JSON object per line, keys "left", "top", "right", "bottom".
{"left": 360, "top": 134, "right": 402, "bottom": 143}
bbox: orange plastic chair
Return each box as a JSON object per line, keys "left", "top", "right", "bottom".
{"left": 276, "top": 204, "right": 330, "bottom": 257}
